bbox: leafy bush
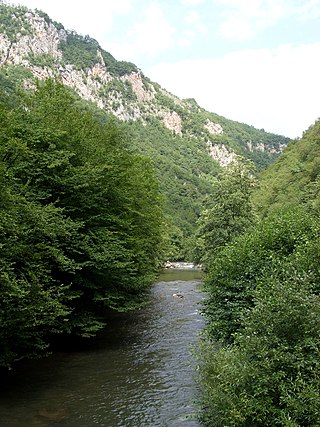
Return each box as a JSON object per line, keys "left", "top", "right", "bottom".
{"left": 253, "top": 119, "right": 320, "bottom": 216}
{"left": 27, "top": 52, "right": 56, "bottom": 68}
{"left": 0, "top": 4, "right": 32, "bottom": 42}
{"left": 200, "top": 204, "right": 320, "bottom": 426}
{"left": 203, "top": 207, "right": 320, "bottom": 342}
{"left": 199, "top": 277, "right": 320, "bottom": 427}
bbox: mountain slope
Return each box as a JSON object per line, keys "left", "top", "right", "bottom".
{"left": 0, "top": 4, "right": 289, "bottom": 161}
{"left": 253, "top": 119, "right": 320, "bottom": 216}
{"left": 0, "top": 3, "right": 290, "bottom": 257}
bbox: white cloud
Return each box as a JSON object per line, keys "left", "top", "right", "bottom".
{"left": 294, "top": 0, "right": 320, "bottom": 20}
{"left": 107, "top": 3, "right": 176, "bottom": 62}
{"left": 185, "top": 10, "right": 200, "bottom": 23}
{"left": 13, "top": 0, "right": 133, "bottom": 40}
{"left": 185, "top": 10, "right": 207, "bottom": 31}
{"left": 218, "top": 16, "right": 255, "bottom": 40}
{"left": 215, "top": 0, "right": 297, "bottom": 40}
{"left": 178, "top": 10, "right": 207, "bottom": 45}
{"left": 146, "top": 43, "right": 320, "bottom": 138}
{"left": 180, "top": 0, "right": 204, "bottom": 5}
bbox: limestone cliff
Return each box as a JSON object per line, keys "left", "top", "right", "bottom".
{"left": 0, "top": 4, "right": 290, "bottom": 167}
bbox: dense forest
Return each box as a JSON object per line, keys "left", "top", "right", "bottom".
{"left": 197, "top": 119, "right": 320, "bottom": 426}
{"left": 0, "top": 76, "right": 166, "bottom": 368}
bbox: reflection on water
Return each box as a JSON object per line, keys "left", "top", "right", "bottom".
{"left": 0, "top": 269, "right": 204, "bottom": 427}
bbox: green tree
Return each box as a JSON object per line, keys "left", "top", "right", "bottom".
{"left": 0, "top": 176, "right": 80, "bottom": 367}
{"left": 194, "top": 157, "right": 257, "bottom": 265}
{"left": 199, "top": 277, "right": 320, "bottom": 427}
{"left": 0, "top": 79, "right": 166, "bottom": 367}
{"left": 203, "top": 207, "right": 319, "bottom": 343}
{"left": 199, "top": 206, "right": 320, "bottom": 426}
{"left": 253, "top": 119, "right": 320, "bottom": 217}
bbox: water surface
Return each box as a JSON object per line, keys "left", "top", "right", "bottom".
{"left": 0, "top": 269, "right": 204, "bottom": 426}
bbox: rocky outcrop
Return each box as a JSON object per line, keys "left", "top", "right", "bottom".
{"left": 160, "top": 110, "right": 182, "bottom": 134}
{"left": 0, "top": 5, "right": 289, "bottom": 168}
{"left": 121, "top": 71, "right": 155, "bottom": 102}
{"left": 207, "top": 141, "right": 237, "bottom": 167}
{"left": 247, "top": 140, "right": 286, "bottom": 155}
{"left": 0, "top": 13, "right": 64, "bottom": 66}
{"left": 0, "top": 10, "right": 185, "bottom": 132}
{"left": 204, "top": 119, "right": 223, "bottom": 135}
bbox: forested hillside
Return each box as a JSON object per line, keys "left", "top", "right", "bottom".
{"left": 198, "top": 119, "right": 320, "bottom": 426}
{"left": 0, "top": 3, "right": 290, "bottom": 257}
{"left": 253, "top": 119, "right": 320, "bottom": 216}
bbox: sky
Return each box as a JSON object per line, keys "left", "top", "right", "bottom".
{"left": 10, "top": 0, "right": 320, "bottom": 138}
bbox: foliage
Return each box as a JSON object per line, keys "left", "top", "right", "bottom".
{"left": 100, "top": 79, "right": 137, "bottom": 101}
{"left": 0, "top": 4, "right": 32, "bottom": 42}
{"left": 155, "top": 89, "right": 184, "bottom": 115}
{"left": 199, "top": 278, "right": 320, "bottom": 427}
{"left": 203, "top": 207, "right": 319, "bottom": 343}
{"left": 0, "top": 190, "right": 78, "bottom": 367}
{"left": 0, "top": 65, "right": 33, "bottom": 93}
{"left": 59, "top": 31, "right": 138, "bottom": 75}
{"left": 27, "top": 52, "right": 56, "bottom": 68}
{"left": 125, "top": 119, "right": 221, "bottom": 259}
{"left": 253, "top": 119, "right": 320, "bottom": 216}
{"left": 0, "top": 79, "right": 165, "bottom": 367}
{"left": 199, "top": 115, "right": 320, "bottom": 426}
{"left": 100, "top": 50, "right": 138, "bottom": 76}
{"left": 193, "top": 157, "right": 257, "bottom": 265}
{"left": 200, "top": 204, "right": 320, "bottom": 426}
{"left": 59, "top": 32, "right": 100, "bottom": 70}
{"left": 0, "top": 66, "right": 32, "bottom": 106}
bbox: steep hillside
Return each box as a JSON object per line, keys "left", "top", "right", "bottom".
{"left": 0, "top": 4, "right": 289, "bottom": 161}
{"left": 253, "top": 119, "right": 320, "bottom": 216}
{"left": 0, "top": 3, "right": 290, "bottom": 257}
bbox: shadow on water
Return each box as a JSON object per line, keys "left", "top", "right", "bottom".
{"left": 0, "top": 269, "right": 205, "bottom": 427}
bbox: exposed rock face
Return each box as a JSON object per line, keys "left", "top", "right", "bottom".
{"left": 207, "top": 141, "right": 237, "bottom": 167}
{"left": 121, "top": 71, "right": 155, "bottom": 102}
{"left": 0, "top": 10, "right": 186, "bottom": 130}
{"left": 59, "top": 62, "right": 112, "bottom": 109}
{"left": 247, "top": 140, "right": 287, "bottom": 154}
{"left": 160, "top": 110, "right": 182, "bottom": 134}
{"left": 0, "top": 5, "right": 288, "bottom": 167}
{"left": 0, "top": 34, "right": 11, "bottom": 64}
{"left": 204, "top": 119, "right": 223, "bottom": 135}
{"left": 0, "top": 14, "right": 64, "bottom": 66}
{"left": 247, "top": 140, "right": 265, "bottom": 152}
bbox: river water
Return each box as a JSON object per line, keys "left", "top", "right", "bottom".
{"left": 0, "top": 269, "right": 204, "bottom": 427}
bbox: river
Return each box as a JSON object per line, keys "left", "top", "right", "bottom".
{"left": 0, "top": 269, "right": 204, "bottom": 427}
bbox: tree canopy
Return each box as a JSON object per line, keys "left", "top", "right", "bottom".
{"left": 193, "top": 157, "right": 257, "bottom": 266}
{"left": 0, "top": 78, "right": 165, "bottom": 368}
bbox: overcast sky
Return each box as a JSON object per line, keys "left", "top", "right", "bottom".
{"left": 11, "top": 0, "right": 320, "bottom": 138}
